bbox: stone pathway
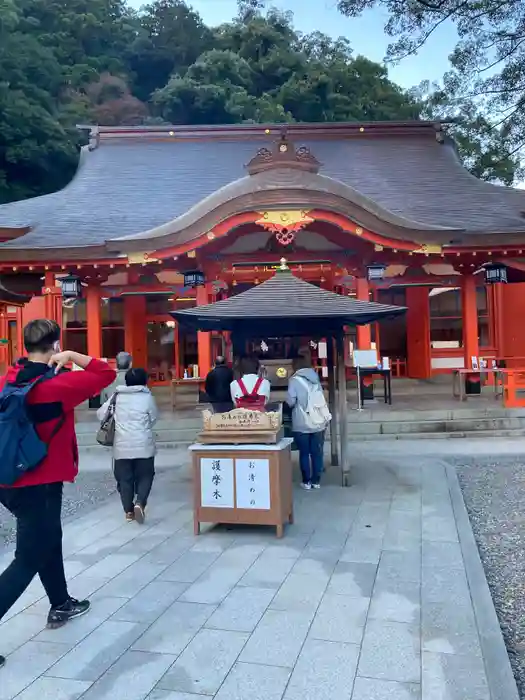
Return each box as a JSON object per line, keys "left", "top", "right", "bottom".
{"left": 0, "top": 446, "right": 517, "bottom": 700}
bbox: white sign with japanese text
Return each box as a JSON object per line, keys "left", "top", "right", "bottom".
{"left": 200, "top": 457, "right": 234, "bottom": 508}
{"left": 235, "top": 458, "right": 271, "bottom": 510}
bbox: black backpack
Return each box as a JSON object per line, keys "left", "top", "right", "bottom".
{"left": 0, "top": 369, "right": 64, "bottom": 486}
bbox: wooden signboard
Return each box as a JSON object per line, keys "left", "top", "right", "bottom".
{"left": 189, "top": 438, "right": 294, "bottom": 538}
{"left": 199, "top": 407, "right": 283, "bottom": 444}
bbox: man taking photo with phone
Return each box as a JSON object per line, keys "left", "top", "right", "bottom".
{"left": 0, "top": 319, "right": 116, "bottom": 668}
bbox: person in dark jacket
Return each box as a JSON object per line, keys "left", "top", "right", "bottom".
{"left": 0, "top": 319, "right": 116, "bottom": 668}
{"left": 205, "top": 356, "right": 234, "bottom": 412}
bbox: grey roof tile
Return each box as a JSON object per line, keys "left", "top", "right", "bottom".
{"left": 1, "top": 130, "right": 525, "bottom": 250}
{"left": 173, "top": 268, "right": 406, "bottom": 333}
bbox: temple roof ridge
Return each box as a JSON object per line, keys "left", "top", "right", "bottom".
{"left": 1, "top": 121, "right": 525, "bottom": 255}
{"left": 78, "top": 119, "right": 450, "bottom": 142}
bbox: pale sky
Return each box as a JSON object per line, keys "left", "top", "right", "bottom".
{"left": 128, "top": 0, "right": 457, "bottom": 89}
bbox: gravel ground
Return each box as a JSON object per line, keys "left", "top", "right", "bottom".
{"left": 0, "top": 470, "right": 119, "bottom": 548}
{"left": 453, "top": 456, "right": 525, "bottom": 699}
{"left": 0, "top": 455, "right": 185, "bottom": 549}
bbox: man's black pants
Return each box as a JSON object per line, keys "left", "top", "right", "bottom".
{"left": 113, "top": 457, "right": 155, "bottom": 513}
{"left": 0, "top": 482, "right": 69, "bottom": 621}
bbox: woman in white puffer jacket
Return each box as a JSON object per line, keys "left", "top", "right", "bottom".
{"left": 97, "top": 368, "right": 158, "bottom": 523}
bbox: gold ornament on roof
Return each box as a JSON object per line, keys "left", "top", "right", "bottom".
{"left": 127, "top": 251, "right": 159, "bottom": 265}
{"left": 412, "top": 244, "right": 442, "bottom": 255}
{"left": 256, "top": 210, "right": 314, "bottom": 246}
{"left": 246, "top": 126, "right": 321, "bottom": 175}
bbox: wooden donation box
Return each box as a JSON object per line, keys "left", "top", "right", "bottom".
{"left": 190, "top": 408, "right": 294, "bottom": 538}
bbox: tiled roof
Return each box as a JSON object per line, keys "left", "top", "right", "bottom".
{"left": 173, "top": 268, "right": 406, "bottom": 333}
{"left": 1, "top": 122, "right": 525, "bottom": 251}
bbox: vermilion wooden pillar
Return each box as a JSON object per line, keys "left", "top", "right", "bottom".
{"left": 86, "top": 286, "right": 102, "bottom": 359}
{"left": 43, "top": 272, "right": 62, "bottom": 327}
{"left": 406, "top": 286, "right": 431, "bottom": 378}
{"left": 461, "top": 274, "right": 479, "bottom": 369}
{"left": 124, "top": 296, "right": 147, "bottom": 368}
{"left": 355, "top": 278, "right": 372, "bottom": 349}
{"left": 492, "top": 284, "right": 505, "bottom": 359}
{"left": 0, "top": 305, "right": 8, "bottom": 374}
{"left": 196, "top": 285, "right": 212, "bottom": 377}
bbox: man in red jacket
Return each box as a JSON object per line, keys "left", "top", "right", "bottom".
{"left": 0, "top": 319, "right": 116, "bottom": 667}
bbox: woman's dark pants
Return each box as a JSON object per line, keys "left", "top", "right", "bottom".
{"left": 113, "top": 457, "right": 155, "bottom": 513}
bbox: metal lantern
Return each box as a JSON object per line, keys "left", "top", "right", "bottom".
{"left": 60, "top": 273, "right": 82, "bottom": 299}
{"left": 366, "top": 263, "right": 386, "bottom": 282}
{"left": 183, "top": 269, "right": 205, "bottom": 288}
{"left": 484, "top": 263, "right": 507, "bottom": 284}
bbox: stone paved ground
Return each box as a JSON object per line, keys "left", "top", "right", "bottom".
{"left": 0, "top": 443, "right": 514, "bottom": 700}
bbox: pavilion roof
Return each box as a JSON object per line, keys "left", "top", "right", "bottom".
{"left": 0, "top": 282, "right": 31, "bottom": 306}
{"left": 172, "top": 266, "right": 406, "bottom": 335}
{"left": 0, "top": 121, "right": 525, "bottom": 259}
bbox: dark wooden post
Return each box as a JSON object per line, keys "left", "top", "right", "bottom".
{"left": 336, "top": 333, "right": 350, "bottom": 486}
{"left": 327, "top": 336, "right": 339, "bottom": 466}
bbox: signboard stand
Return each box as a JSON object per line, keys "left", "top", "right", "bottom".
{"left": 356, "top": 365, "right": 363, "bottom": 411}
{"left": 353, "top": 349, "right": 377, "bottom": 410}
{"left": 189, "top": 438, "right": 294, "bottom": 538}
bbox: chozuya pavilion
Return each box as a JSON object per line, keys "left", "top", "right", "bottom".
{"left": 0, "top": 120, "right": 525, "bottom": 380}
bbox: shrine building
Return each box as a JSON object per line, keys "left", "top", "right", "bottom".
{"left": 0, "top": 120, "right": 525, "bottom": 382}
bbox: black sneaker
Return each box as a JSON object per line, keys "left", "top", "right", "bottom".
{"left": 47, "top": 598, "right": 90, "bottom": 629}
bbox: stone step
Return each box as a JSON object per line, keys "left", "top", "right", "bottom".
{"left": 350, "top": 428, "right": 525, "bottom": 441}
{"left": 78, "top": 426, "right": 525, "bottom": 453}
{"left": 75, "top": 403, "right": 525, "bottom": 431}
{"left": 76, "top": 414, "right": 525, "bottom": 446}
{"left": 348, "top": 416, "right": 525, "bottom": 435}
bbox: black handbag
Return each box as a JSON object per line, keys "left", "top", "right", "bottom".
{"left": 96, "top": 394, "right": 117, "bottom": 447}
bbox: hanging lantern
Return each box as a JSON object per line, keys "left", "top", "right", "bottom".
{"left": 183, "top": 269, "right": 205, "bottom": 288}
{"left": 60, "top": 273, "right": 82, "bottom": 299}
{"left": 484, "top": 263, "right": 507, "bottom": 284}
{"left": 366, "top": 263, "right": 386, "bottom": 281}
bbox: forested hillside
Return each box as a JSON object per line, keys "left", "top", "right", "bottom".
{"left": 0, "top": 0, "right": 517, "bottom": 204}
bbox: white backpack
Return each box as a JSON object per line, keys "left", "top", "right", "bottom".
{"left": 294, "top": 376, "right": 332, "bottom": 431}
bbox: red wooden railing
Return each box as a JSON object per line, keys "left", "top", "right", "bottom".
{"left": 502, "top": 369, "right": 525, "bottom": 408}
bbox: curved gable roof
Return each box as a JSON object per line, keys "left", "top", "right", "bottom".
{"left": 0, "top": 122, "right": 524, "bottom": 252}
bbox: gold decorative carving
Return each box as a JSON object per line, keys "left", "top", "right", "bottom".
{"left": 355, "top": 227, "right": 363, "bottom": 236}
{"left": 374, "top": 244, "right": 384, "bottom": 252}
{"left": 187, "top": 250, "right": 196, "bottom": 259}
{"left": 127, "top": 252, "right": 159, "bottom": 265}
{"left": 256, "top": 210, "right": 314, "bottom": 232}
{"left": 206, "top": 231, "right": 216, "bottom": 240}
{"left": 412, "top": 244, "right": 442, "bottom": 255}
{"left": 255, "top": 210, "right": 314, "bottom": 246}
{"left": 246, "top": 127, "right": 321, "bottom": 175}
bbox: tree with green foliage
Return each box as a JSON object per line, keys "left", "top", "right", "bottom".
{"left": 337, "top": 0, "right": 525, "bottom": 182}
{"left": 153, "top": 8, "right": 421, "bottom": 124}
{"left": 0, "top": 0, "right": 520, "bottom": 204}
{"left": 125, "top": 0, "right": 213, "bottom": 102}
{"left": 0, "top": 0, "right": 141, "bottom": 203}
